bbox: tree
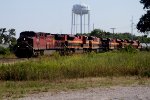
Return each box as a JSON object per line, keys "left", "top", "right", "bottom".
{"left": 90, "top": 29, "right": 105, "bottom": 37}
{"left": 140, "top": 0, "right": 150, "bottom": 9}
{"left": 8, "top": 29, "right": 16, "bottom": 36}
{"left": 0, "top": 28, "right": 7, "bottom": 44}
{"left": 8, "top": 29, "right": 16, "bottom": 44}
{"left": 137, "top": 11, "right": 150, "bottom": 33}
{"left": 137, "top": 0, "right": 150, "bottom": 34}
{"left": 0, "top": 28, "right": 16, "bottom": 45}
{"left": 0, "top": 28, "right": 7, "bottom": 36}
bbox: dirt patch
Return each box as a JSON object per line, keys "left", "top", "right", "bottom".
{"left": 19, "top": 86, "right": 150, "bottom": 100}
{"left": 0, "top": 58, "right": 28, "bottom": 65}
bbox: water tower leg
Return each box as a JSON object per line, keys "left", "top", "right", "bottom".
{"left": 84, "top": 14, "right": 85, "bottom": 34}
{"left": 76, "top": 15, "right": 78, "bottom": 34}
{"left": 73, "top": 13, "right": 76, "bottom": 34}
{"left": 71, "top": 12, "right": 73, "bottom": 34}
{"left": 88, "top": 12, "right": 90, "bottom": 33}
{"left": 80, "top": 14, "right": 82, "bottom": 34}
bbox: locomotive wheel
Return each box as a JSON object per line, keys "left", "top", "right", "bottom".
{"left": 40, "top": 50, "right": 44, "bottom": 56}
{"left": 33, "top": 50, "right": 44, "bottom": 57}
{"left": 59, "top": 49, "right": 75, "bottom": 56}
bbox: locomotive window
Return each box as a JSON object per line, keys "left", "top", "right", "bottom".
{"left": 88, "top": 37, "right": 94, "bottom": 40}
{"left": 40, "top": 33, "right": 43, "bottom": 36}
{"left": 67, "top": 35, "right": 75, "bottom": 40}
{"left": 79, "top": 36, "right": 82, "bottom": 39}
{"left": 54, "top": 35, "right": 62, "bottom": 40}
{"left": 45, "top": 33, "right": 51, "bottom": 37}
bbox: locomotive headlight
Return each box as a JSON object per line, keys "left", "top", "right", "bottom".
{"left": 24, "top": 38, "right": 25, "bottom": 40}
{"left": 18, "top": 46, "right": 20, "bottom": 47}
{"left": 26, "top": 46, "right": 28, "bottom": 47}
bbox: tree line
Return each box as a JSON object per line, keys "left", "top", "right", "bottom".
{"left": 77, "top": 28, "right": 150, "bottom": 43}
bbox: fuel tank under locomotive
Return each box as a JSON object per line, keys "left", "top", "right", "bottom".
{"left": 14, "top": 37, "right": 33, "bottom": 58}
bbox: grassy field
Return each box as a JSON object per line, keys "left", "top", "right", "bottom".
{"left": 0, "top": 51, "right": 150, "bottom": 99}
{"left": 0, "top": 51, "right": 150, "bottom": 81}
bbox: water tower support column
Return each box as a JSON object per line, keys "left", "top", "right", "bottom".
{"left": 71, "top": 12, "right": 73, "bottom": 34}
{"left": 88, "top": 11, "right": 90, "bottom": 33}
{"left": 74, "top": 13, "right": 76, "bottom": 34}
{"left": 76, "top": 15, "right": 78, "bottom": 34}
{"left": 84, "top": 15, "right": 85, "bottom": 34}
{"left": 80, "top": 14, "right": 83, "bottom": 34}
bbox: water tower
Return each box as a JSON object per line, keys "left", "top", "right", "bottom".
{"left": 71, "top": 4, "right": 90, "bottom": 34}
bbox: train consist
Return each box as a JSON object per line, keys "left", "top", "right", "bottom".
{"left": 14, "top": 31, "right": 141, "bottom": 58}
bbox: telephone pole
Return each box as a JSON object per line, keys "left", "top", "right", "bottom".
{"left": 110, "top": 28, "right": 116, "bottom": 38}
{"left": 131, "top": 16, "right": 134, "bottom": 40}
{"left": 93, "top": 23, "right": 95, "bottom": 30}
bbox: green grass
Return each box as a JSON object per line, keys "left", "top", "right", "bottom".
{"left": 0, "top": 51, "right": 150, "bottom": 81}
{"left": 0, "top": 53, "right": 16, "bottom": 58}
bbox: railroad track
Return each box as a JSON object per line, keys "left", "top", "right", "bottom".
{"left": 0, "top": 58, "right": 29, "bottom": 65}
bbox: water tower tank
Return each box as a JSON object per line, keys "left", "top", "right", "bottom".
{"left": 72, "top": 4, "right": 90, "bottom": 15}
{"left": 71, "top": 4, "right": 90, "bottom": 34}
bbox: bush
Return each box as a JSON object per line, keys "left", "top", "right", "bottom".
{"left": 0, "top": 46, "right": 10, "bottom": 55}
{"left": 121, "top": 45, "right": 137, "bottom": 53}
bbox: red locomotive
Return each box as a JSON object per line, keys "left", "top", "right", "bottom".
{"left": 14, "top": 31, "right": 141, "bottom": 58}
{"left": 14, "top": 31, "right": 53, "bottom": 58}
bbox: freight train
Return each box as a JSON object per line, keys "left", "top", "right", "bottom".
{"left": 14, "top": 31, "right": 141, "bottom": 58}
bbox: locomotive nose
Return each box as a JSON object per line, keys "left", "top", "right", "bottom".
{"left": 14, "top": 42, "right": 33, "bottom": 58}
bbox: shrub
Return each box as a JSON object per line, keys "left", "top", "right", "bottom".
{"left": 120, "top": 45, "right": 137, "bottom": 53}
{"left": 0, "top": 46, "right": 10, "bottom": 55}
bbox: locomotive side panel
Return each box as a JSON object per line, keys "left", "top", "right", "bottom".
{"left": 38, "top": 33, "right": 47, "bottom": 50}
{"left": 88, "top": 36, "right": 100, "bottom": 52}
{"left": 66, "top": 35, "right": 83, "bottom": 50}
{"left": 33, "top": 36, "right": 39, "bottom": 50}
{"left": 131, "top": 40, "right": 141, "bottom": 49}
{"left": 46, "top": 35, "right": 55, "bottom": 49}
{"left": 109, "top": 39, "right": 120, "bottom": 50}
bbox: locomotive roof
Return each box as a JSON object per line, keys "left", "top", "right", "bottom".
{"left": 20, "top": 31, "right": 51, "bottom": 37}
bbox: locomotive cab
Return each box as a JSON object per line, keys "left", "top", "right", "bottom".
{"left": 14, "top": 31, "right": 36, "bottom": 58}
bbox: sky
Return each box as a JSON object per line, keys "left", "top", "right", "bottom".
{"left": 0, "top": 0, "right": 145, "bottom": 38}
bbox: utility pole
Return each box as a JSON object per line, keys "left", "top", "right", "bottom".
{"left": 131, "top": 16, "right": 134, "bottom": 40}
{"left": 93, "top": 23, "right": 95, "bottom": 30}
{"left": 110, "top": 28, "right": 116, "bottom": 38}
